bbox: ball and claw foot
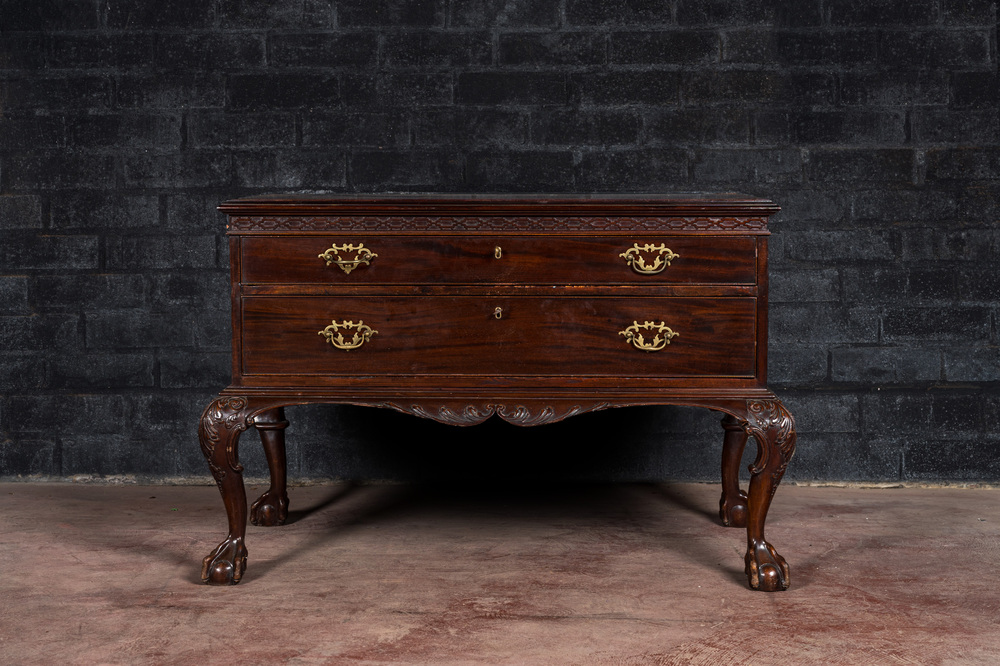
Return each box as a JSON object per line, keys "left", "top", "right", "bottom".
{"left": 745, "top": 539, "right": 790, "bottom": 591}
{"left": 250, "top": 490, "right": 288, "bottom": 527}
{"left": 719, "top": 491, "right": 748, "bottom": 528}
{"left": 202, "top": 537, "right": 248, "bottom": 585}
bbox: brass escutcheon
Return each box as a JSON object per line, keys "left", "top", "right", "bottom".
{"left": 318, "top": 243, "right": 378, "bottom": 274}
{"left": 494, "top": 245, "right": 503, "bottom": 259}
{"left": 619, "top": 320, "right": 679, "bottom": 352}
{"left": 619, "top": 243, "right": 680, "bottom": 275}
{"left": 494, "top": 306, "right": 503, "bottom": 319}
{"left": 318, "top": 320, "right": 378, "bottom": 350}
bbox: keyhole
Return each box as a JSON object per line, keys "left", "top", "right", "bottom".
{"left": 494, "top": 307, "right": 503, "bottom": 319}
{"left": 494, "top": 246, "right": 502, "bottom": 259}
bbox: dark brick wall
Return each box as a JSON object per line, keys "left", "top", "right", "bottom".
{"left": 1, "top": 0, "right": 998, "bottom": 483}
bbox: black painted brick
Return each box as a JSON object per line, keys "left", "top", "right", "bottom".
{"left": 349, "top": 74, "right": 453, "bottom": 107}
{"left": 117, "top": 73, "right": 226, "bottom": 109}
{"left": 853, "top": 190, "right": 959, "bottom": 223}
{"left": 50, "top": 193, "right": 159, "bottom": 230}
{"left": 826, "top": 0, "right": 940, "bottom": 26}
{"left": 2, "top": 0, "right": 100, "bottom": 31}
{"left": 189, "top": 112, "right": 297, "bottom": 149}
{"left": 338, "top": 0, "right": 444, "bottom": 27}
{"left": 499, "top": 33, "right": 607, "bottom": 67}
{"left": 66, "top": 113, "right": 181, "bottom": 149}
{"left": 882, "top": 307, "right": 991, "bottom": 343}
{"left": 30, "top": 274, "right": 146, "bottom": 311}
{"left": 0, "top": 277, "right": 29, "bottom": 314}
{"left": 0, "top": 115, "right": 65, "bottom": 151}
{"left": 610, "top": 31, "right": 719, "bottom": 65}
{"left": 692, "top": 148, "right": 801, "bottom": 183}
{"left": 566, "top": 0, "right": 670, "bottom": 26}
{"left": 785, "top": 230, "right": 896, "bottom": 262}
{"left": 806, "top": 148, "right": 913, "bottom": 184}
{"left": 46, "top": 32, "right": 156, "bottom": 70}
{"left": 457, "top": 72, "right": 567, "bottom": 105}
{"left": 900, "top": 228, "right": 994, "bottom": 263}
{"left": 951, "top": 71, "right": 999, "bottom": 107}
{"left": 450, "top": 0, "right": 560, "bottom": 27}
{"left": 193, "top": 308, "right": 232, "bottom": 350}
{"left": 107, "top": 235, "right": 217, "bottom": 270}
{"left": 271, "top": 32, "right": 380, "bottom": 68}
{"left": 770, "top": 303, "right": 879, "bottom": 344}
{"left": 926, "top": 148, "right": 1000, "bottom": 181}
{"left": 48, "top": 352, "right": 155, "bottom": 389}
{"left": 530, "top": 109, "right": 640, "bottom": 146}
{"left": 786, "top": 434, "right": 901, "bottom": 482}
{"left": 85, "top": 311, "right": 195, "bottom": 349}
{"left": 572, "top": 71, "right": 680, "bottom": 105}
{"left": 0, "top": 33, "right": 45, "bottom": 70}
{"left": 575, "top": 149, "right": 689, "bottom": 190}
{"left": 217, "top": 0, "right": 335, "bottom": 29}
{"left": 861, "top": 392, "right": 934, "bottom": 435}
{"left": 0, "top": 315, "right": 81, "bottom": 351}
{"left": 233, "top": 150, "right": 348, "bottom": 189}
{"left": 383, "top": 32, "right": 492, "bottom": 69}
{"left": 840, "top": 71, "right": 951, "bottom": 107}
{"left": 770, "top": 269, "right": 839, "bottom": 303}
{"left": 0, "top": 234, "right": 100, "bottom": 270}
{"left": 956, "top": 269, "right": 1000, "bottom": 302}
{"left": 227, "top": 73, "right": 340, "bottom": 110}
{"left": 782, "top": 393, "right": 859, "bottom": 433}
{"left": 913, "top": 110, "right": 1000, "bottom": 145}
{"left": 153, "top": 33, "right": 267, "bottom": 71}
{"left": 880, "top": 29, "right": 993, "bottom": 68}
{"left": 684, "top": 70, "right": 836, "bottom": 105}
{"left": 104, "top": 0, "right": 216, "bottom": 29}
{"left": 731, "top": 29, "right": 877, "bottom": 65}
{"left": 905, "top": 437, "right": 1000, "bottom": 481}
{"left": 122, "top": 152, "right": 232, "bottom": 189}
{"left": 644, "top": 108, "right": 751, "bottom": 145}
{"left": 149, "top": 273, "right": 229, "bottom": 311}
{"left": 413, "top": 109, "right": 528, "bottom": 147}
{"left": 944, "top": 348, "right": 1000, "bottom": 382}
{"left": 942, "top": 0, "right": 997, "bottom": 24}
{"left": 351, "top": 150, "right": 462, "bottom": 189}
{"left": 1, "top": 76, "right": 112, "bottom": 111}
{"left": 8, "top": 152, "right": 116, "bottom": 190}
{"left": 767, "top": 344, "right": 828, "bottom": 385}
{"left": 159, "top": 351, "right": 230, "bottom": 389}
{"left": 0, "top": 438, "right": 58, "bottom": 477}
{"left": 757, "top": 110, "right": 905, "bottom": 145}
{"left": 0, "top": 353, "right": 48, "bottom": 390}
{"left": 303, "top": 111, "right": 410, "bottom": 147}
{"left": 831, "top": 347, "right": 942, "bottom": 384}
{"left": 466, "top": 150, "right": 574, "bottom": 191}
{"left": 840, "top": 268, "right": 908, "bottom": 305}
{"left": 0, "top": 195, "right": 43, "bottom": 230}
{"left": 677, "top": 0, "right": 822, "bottom": 26}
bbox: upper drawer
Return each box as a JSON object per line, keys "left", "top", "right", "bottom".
{"left": 240, "top": 235, "right": 757, "bottom": 285}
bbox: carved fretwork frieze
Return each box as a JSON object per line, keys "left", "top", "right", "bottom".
{"left": 228, "top": 215, "right": 770, "bottom": 233}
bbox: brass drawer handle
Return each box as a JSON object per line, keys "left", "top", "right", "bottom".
{"left": 318, "top": 320, "right": 378, "bottom": 350}
{"left": 619, "top": 320, "right": 679, "bottom": 352}
{"left": 619, "top": 243, "right": 679, "bottom": 275}
{"left": 318, "top": 243, "right": 378, "bottom": 274}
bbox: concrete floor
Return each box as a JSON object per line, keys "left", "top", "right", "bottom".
{"left": 1, "top": 481, "right": 998, "bottom": 665}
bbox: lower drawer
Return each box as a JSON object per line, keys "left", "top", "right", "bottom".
{"left": 241, "top": 296, "right": 757, "bottom": 378}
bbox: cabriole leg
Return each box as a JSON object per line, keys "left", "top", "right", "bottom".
{"left": 719, "top": 413, "right": 749, "bottom": 528}
{"left": 199, "top": 396, "right": 253, "bottom": 585}
{"left": 742, "top": 399, "right": 796, "bottom": 591}
{"left": 250, "top": 407, "right": 290, "bottom": 527}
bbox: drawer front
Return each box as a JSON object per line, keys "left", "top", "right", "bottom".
{"left": 241, "top": 296, "right": 756, "bottom": 377}
{"left": 241, "top": 236, "right": 757, "bottom": 285}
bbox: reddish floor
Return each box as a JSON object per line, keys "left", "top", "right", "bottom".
{"left": 1, "top": 481, "right": 998, "bottom": 664}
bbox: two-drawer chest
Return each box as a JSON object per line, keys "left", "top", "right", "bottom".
{"left": 199, "top": 194, "right": 796, "bottom": 591}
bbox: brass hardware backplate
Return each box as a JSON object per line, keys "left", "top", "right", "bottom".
{"left": 619, "top": 243, "right": 680, "bottom": 275}
{"left": 318, "top": 243, "right": 378, "bottom": 274}
{"left": 318, "top": 320, "right": 378, "bottom": 350}
{"left": 619, "top": 320, "right": 679, "bottom": 352}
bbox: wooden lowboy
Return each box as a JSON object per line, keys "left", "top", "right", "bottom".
{"left": 199, "top": 193, "right": 796, "bottom": 591}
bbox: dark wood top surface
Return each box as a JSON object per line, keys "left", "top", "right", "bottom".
{"left": 219, "top": 193, "right": 780, "bottom": 217}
